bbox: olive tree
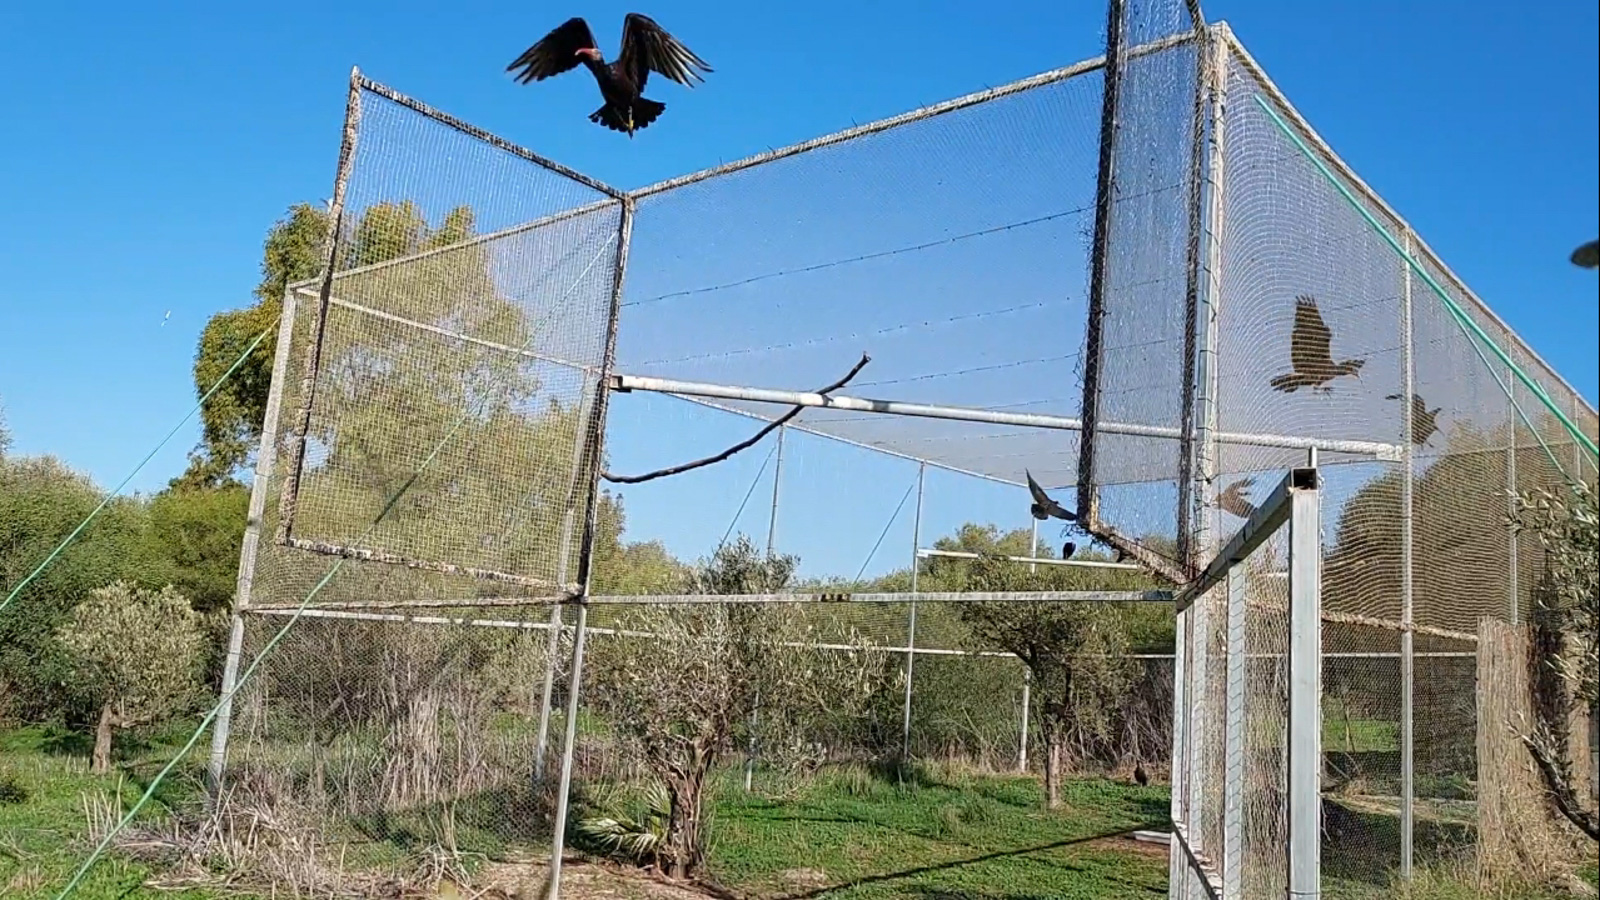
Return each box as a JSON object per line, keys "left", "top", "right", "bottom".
{"left": 582, "top": 535, "right": 889, "bottom": 879}
{"left": 1510, "top": 479, "right": 1599, "bottom": 841}
{"left": 57, "top": 582, "right": 207, "bottom": 773}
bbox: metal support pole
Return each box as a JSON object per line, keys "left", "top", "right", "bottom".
{"left": 902, "top": 463, "right": 926, "bottom": 759}
{"left": 1221, "top": 563, "right": 1247, "bottom": 898}
{"left": 746, "top": 425, "right": 785, "bottom": 790}
{"left": 1506, "top": 365, "right": 1519, "bottom": 626}
{"left": 535, "top": 505, "right": 579, "bottom": 784}
{"left": 1399, "top": 232, "right": 1416, "bottom": 880}
{"left": 1029, "top": 518, "right": 1039, "bottom": 573}
{"left": 532, "top": 600, "right": 564, "bottom": 783}
{"left": 1018, "top": 667, "right": 1031, "bottom": 773}
{"left": 208, "top": 289, "right": 301, "bottom": 793}
{"left": 545, "top": 199, "right": 634, "bottom": 900}
{"left": 1287, "top": 454, "right": 1322, "bottom": 898}
{"left": 767, "top": 424, "right": 786, "bottom": 557}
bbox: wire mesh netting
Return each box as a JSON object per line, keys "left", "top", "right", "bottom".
{"left": 614, "top": 63, "right": 1108, "bottom": 496}
{"left": 1079, "top": 0, "right": 1203, "bottom": 554}
{"left": 165, "top": 19, "right": 1597, "bottom": 900}
{"left": 273, "top": 80, "right": 624, "bottom": 592}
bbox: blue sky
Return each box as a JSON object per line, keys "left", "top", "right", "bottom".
{"left": 1, "top": 0, "right": 1596, "bottom": 581}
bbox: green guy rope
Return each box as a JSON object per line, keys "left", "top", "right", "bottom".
{"left": 1254, "top": 94, "right": 1599, "bottom": 463}
{"left": 54, "top": 231, "right": 621, "bottom": 900}
{"left": 0, "top": 318, "right": 280, "bottom": 618}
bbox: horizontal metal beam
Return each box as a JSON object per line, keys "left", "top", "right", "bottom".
{"left": 1172, "top": 467, "right": 1310, "bottom": 612}
{"left": 612, "top": 374, "right": 1404, "bottom": 460}
{"left": 918, "top": 547, "right": 1143, "bottom": 571}
{"left": 243, "top": 606, "right": 1478, "bottom": 659}
{"left": 248, "top": 589, "right": 1173, "bottom": 611}
{"left": 627, "top": 31, "right": 1200, "bottom": 201}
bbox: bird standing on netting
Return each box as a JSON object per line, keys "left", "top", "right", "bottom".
{"left": 506, "top": 14, "right": 712, "bottom": 137}
{"left": 1385, "top": 391, "right": 1442, "bottom": 447}
{"left": 1026, "top": 470, "right": 1076, "bottom": 523}
{"left": 1268, "top": 295, "right": 1366, "bottom": 394}
{"left": 1218, "top": 477, "right": 1257, "bottom": 520}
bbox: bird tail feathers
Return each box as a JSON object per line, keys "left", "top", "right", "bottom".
{"left": 1268, "top": 373, "right": 1301, "bottom": 393}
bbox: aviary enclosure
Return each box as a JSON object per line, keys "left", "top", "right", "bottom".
{"left": 207, "top": 1, "right": 1599, "bottom": 897}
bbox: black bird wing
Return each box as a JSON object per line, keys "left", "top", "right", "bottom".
{"left": 1572, "top": 239, "right": 1599, "bottom": 269}
{"left": 1289, "top": 295, "right": 1334, "bottom": 369}
{"left": 617, "top": 12, "right": 712, "bottom": 92}
{"left": 507, "top": 17, "right": 599, "bottom": 84}
{"left": 1026, "top": 470, "right": 1054, "bottom": 508}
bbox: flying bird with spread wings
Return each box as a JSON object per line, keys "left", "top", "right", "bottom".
{"left": 506, "top": 13, "right": 712, "bottom": 136}
{"left": 1026, "top": 470, "right": 1076, "bottom": 523}
{"left": 1386, "top": 392, "right": 1442, "bottom": 447}
{"left": 1268, "top": 295, "right": 1366, "bottom": 394}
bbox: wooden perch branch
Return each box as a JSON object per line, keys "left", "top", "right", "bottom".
{"left": 602, "top": 353, "right": 872, "bottom": 485}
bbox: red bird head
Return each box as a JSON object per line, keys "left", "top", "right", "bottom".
{"left": 574, "top": 47, "right": 602, "bottom": 61}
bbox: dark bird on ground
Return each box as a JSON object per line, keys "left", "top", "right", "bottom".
{"left": 1134, "top": 762, "right": 1150, "bottom": 786}
{"left": 1573, "top": 240, "right": 1599, "bottom": 269}
{"left": 1385, "top": 392, "right": 1442, "bottom": 447}
{"left": 1268, "top": 295, "right": 1366, "bottom": 394}
{"left": 1218, "top": 477, "right": 1257, "bottom": 520}
{"left": 506, "top": 14, "right": 712, "bottom": 137}
{"left": 1026, "top": 470, "right": 1076, "bottom": 522}
{"left": 1062, "top": 541, "right": 1076, "bottom": 560}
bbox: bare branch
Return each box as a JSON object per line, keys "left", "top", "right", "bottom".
{"left": 601, "top": 353, "right": 871, "bottom": 485}
{"left": 1518, "top": 728, "right": 1600, "bottom": 841}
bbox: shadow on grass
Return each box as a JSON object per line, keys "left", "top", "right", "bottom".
{"left": 1321, "top": 797, "right": 1475, "bottom": 890}
{"left": 771, "top": 821, "right": 1171, "bottom": 900}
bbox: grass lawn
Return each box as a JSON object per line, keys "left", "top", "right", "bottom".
{"left": 0, "top": 727, "right": 214, "bottom": 900}
{"left": 706, "top": 764, "right": 1172, "bottom": 899}
{"left": 3, "top": 726, "right": 1595, "bottom": 900}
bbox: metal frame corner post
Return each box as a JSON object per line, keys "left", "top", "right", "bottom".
{"left": 545, "top": 197, "right": 635, "bottom": 900}
{"left": 1220, "top": 562, "right": 1247, "bottom": 898}
{"left": 1075, "top": 0, "right": 1129, "bottom": 527}
{"left": 1398, "top": 231, "right": 1416, "bottom": 880}
{"left": 273, "top": 71, "right": 364, "bottom": 550}
{"left": 1287, "top": 457, "right": 1322, "bottom": 898}
{"left": 901, "top": 462, "right": 927, "bottom": 760}
{"left": 208, "top": 290, "right": 303, "bottom": 795}
{"left": 745, "top": 423, "right": 787, "bottom": 792}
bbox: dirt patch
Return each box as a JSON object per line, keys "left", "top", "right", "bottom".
{"left": 472, "top": 858, "right": 718, "bottom": 900}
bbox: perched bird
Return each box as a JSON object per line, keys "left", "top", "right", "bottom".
{"left": 1268, "top": 295, "right": 1366, "bottom": 394}
{"left": 1218, "top": 477, "right": 1257, "bottom": 520}
{"left": 1385, "top": 391, "right": 1442, "bottom": 447}
{"left": 1573, "top": 239, "right": 1599, "bottom": 269}
{"left": 1134, "top": 762, "right": 1150, "bottom": 787}
{"left": 1026, "top": 470, "right": 1076, "bottom": 522}
{"left": 506, "top": 13, "right": 712, "bottom": 137}
{"left": 1061, "top": 541, "right": 1076, "bottom": 560}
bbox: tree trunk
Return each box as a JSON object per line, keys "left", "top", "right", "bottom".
{"left": 1042, "top": 719, "right": 1064, "bottom": 809}
{"left": 92, "top": 701, "right": 115, "bottom": 774}
{"left": 664, "top": 768, "right": 708, "bottom": 879}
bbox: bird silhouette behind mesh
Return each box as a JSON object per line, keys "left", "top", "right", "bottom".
{"left": 1385, "top": 392, "right": 1442, "bottom": 447}
{"left": 1218, "top": 477, "right": 1257, "bottom": 520}
{"left": 506, "top": 14, "right": 712, "bottom": 137}
{"left": 1268, "top": 295, "right": 1366, "bottom": 394}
